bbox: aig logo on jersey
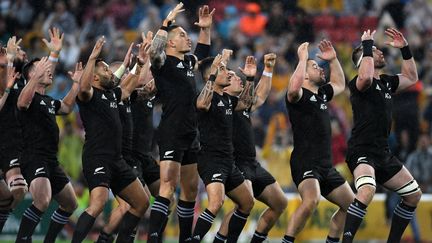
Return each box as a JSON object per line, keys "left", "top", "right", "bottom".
{"left": 187, "top": 70, "right": 194, "bottom": 77}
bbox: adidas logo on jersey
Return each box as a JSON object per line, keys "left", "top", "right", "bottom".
{"left": 385, "top": 93, "right": 391, "bottom": 99}
{"left": 193, "top": 235, "right": 201, "bottom": 240}
{"left": 217, "top": 100, "right": 224, "bottom": 107}
{"left": 40, "top": 100, "right": 46, "bottom": 106}
{"left": 310, "top": 95, "right": 317, "bottom": 102}
{"left": 176, "top": 62, "right": 184, "bottom": 69}
{"left": 320, "top": 104, "right": 327, "bottom": 110}
{"left": 376, "top": 84, "right": 381, "bottom": 90}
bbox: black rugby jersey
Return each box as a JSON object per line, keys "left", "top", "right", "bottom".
{"left": 233, "top": 109, "right": 256, "bottom": 163}
{"left": 151, "top": 55, "right": 198, "bottom": 142}
{"left": 18, "top": 93, "right": 61, "bottom": 160}
{"left": 347, "top": 74, "right": 399, "bottom": 151}
{"left": 130, "top": 91, "right": 154, "bottom": 156}
{"left": 0, "top": 84, "right": 22, "bottom": 148}
{"left": 286, "top": 84, "right": 334, "bottom": 166}
{"left": 77, "top": 87, "right": 123, "bottom": 160}
{"left": 198, "top": 93, "right": 238, "bottom": 160}
{"left": 118, "top": 97, "right": 133, "bottom": 161}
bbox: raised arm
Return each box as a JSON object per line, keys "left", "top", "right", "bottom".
{"left": 77, "top": 36, "right": 105, "bottom": 102}
{"left": 57, "top": 62, "right": 83, "bottom": 114}
{"left": 384, "top": 28, "right": 419, "bottom": 92}
{"left": 150, "top": 2, "right": 184, "bottom": 69}
{"left": 196, "top": 54, "right": 222, "bottom": 111}
{"left": 287, "top": 42, "right": 308, "bottom": 103}
{"left": 0, "top": 66, "right": 19, "bottom": 111}
{"left": 194, "top": 5, "right": 215, "bottom": 46}
{"left": 17, "top": 57, "right": 51, "bottom": 110}
{"left": 121, "top": 32, "right": 153, "bottom": 100}
{"left": 42, "top": 27, "right": 64, "bottom": 74}
{"left": 4, "top": 36, "right": 22, "bottom": 93}
{"left": 251, "top": 53, "right": 276, "bottom": 112}
{"left": 236, "top": 56, "right": 257, "bottom": 111}
{"left": 355, "top": 30, "right": 375, "bottom": 92}
{"left": 317, "top": 40, "right": 345, "bottom": 95}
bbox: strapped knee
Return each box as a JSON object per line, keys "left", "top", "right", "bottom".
{"left": 355, "top": 175, "right": 376, "bottom": 191}
{"left": 8, "top": 174, "right": 28, "bottom": 193}
{"left": 395, "top": 179, "right": 420, "bottom": 197}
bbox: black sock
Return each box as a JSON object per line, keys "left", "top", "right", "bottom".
{"left": 16, "top": 204, "right": 44, "bottom": 243}
{"left": 213, "top": 232, "right": 227, "bottom": 243}
{"left": 191, "top": 209, "right": 215, "bottom": 243}
{"left": 44, "top": 208, "right": 72, "bottom": 243}
{"left": 71, "top": 211, "right": 96, "bottom": 243}
{"left": 177, "top": 200, "right": 195, "bottom": 243}
{"left": 342, "top": 199, "right": 367, "bottom": 243}
{"left": 158, "top": 210, "right": 171, "bottom": 243}
{"left": 387, "top": 201, "right": 416, "bottom": 243}
{"left": 0, "top": 210, "right": 10, "bottom": 233}
{"left": 282, "top": 235, "right": 295, "bottom": 243}
{"left": 147, "top": 196, "right": 170, "bottom": 243}
{"left": 116, "top": 211, "right": 140, "bottom": 243}
{"left": 251, "top": 231, "right": 267, "bottom": 243}
{"left": 96, "top": 230, "right": 114, "bottom": 243}
{"left": 226, "top": 209, "right": 249, "bottom": 243}
{"left": 326, "top": 236, "right": 340, "bottom": 243}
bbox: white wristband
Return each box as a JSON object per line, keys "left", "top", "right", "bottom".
{"left": 263, "top": 71, "right": 273, "bottom": 78}
{"left": 48, "top": 56, "right": 59, "bottom": 62}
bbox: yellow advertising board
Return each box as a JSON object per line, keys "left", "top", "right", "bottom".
{"left": 164, "top": 193, "right": 432, "bottom": 241}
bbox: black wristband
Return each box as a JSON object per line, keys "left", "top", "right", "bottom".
{"left": 209, "top": 74, "right": 216, "bottom": 82}
{"left": 160, "top": 25, "right": 169, "bottom": 32}
{"left": 362, "top": 40, "right": 373, "bottom": 57}
{"left": 401, "top": 45, "right": 412, "bottom": 60}
{"left": 246, "top": 76, "right": 254, "bottom": 82}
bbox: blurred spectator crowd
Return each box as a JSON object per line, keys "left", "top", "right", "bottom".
{"left": 2, "top": 0, "right": 432, "bottom": 202}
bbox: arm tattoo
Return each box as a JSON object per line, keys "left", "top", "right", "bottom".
{"left": 197, "top": 81, "right": 214, "bottom": 110}
{"left": 150, "top": 34, "right": 167, "bottom": 69}
{"left": 238, "top": 81, "right": 255, "bottom": 108}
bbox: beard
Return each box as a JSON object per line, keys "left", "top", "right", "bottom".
{"left": 100, "top": 78, "right": 116, "bottom": 90}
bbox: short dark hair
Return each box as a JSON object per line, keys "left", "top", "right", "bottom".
{"left": 352, "top": 44, "right": 363, "bottom": 68}
{"left": 198, "top": 56, "right": 214, "bottom": 80}
{"left": 22, "top": 58, "right": 41, "bottom": 81}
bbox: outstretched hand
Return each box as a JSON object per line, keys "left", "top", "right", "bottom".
{"left": 361, "top": 29, "right": 376, "bottom": 41}
{"left": 6, "top": 36, "right": 22, "bottom": 62}
{"left": 42, "top": 27, "right": 64, "bottom": 53}
{"left": 138, "top": 31, "right": 153, "bottom": 65}
{"left": 165, "top": 2, "right": 185, "bottom": 25}
{"left": 316, "top": 39, "right": 336, "bottom": 61}
{"left": 89, "top": 36, "right": 106, "bottom": 60}
{"left": 384, "top": 28, "right": 408, "bottom": 48}
{"left": 297, "top": 42, "right": 309, "bottom": 61}
{"left": 33, "top": 57, "right": 52, "bottom": 82}
{"left": 6, "top": 66, "right": 19, "bottom": 89}
{"left": 239, "top": 56, "right": 257, "bottom": 77}
{"left": 68, "top": 62, "right": 84, "bottom": 83}
{"left": 194, "top": 5, "right": 215, "bottom": 29}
